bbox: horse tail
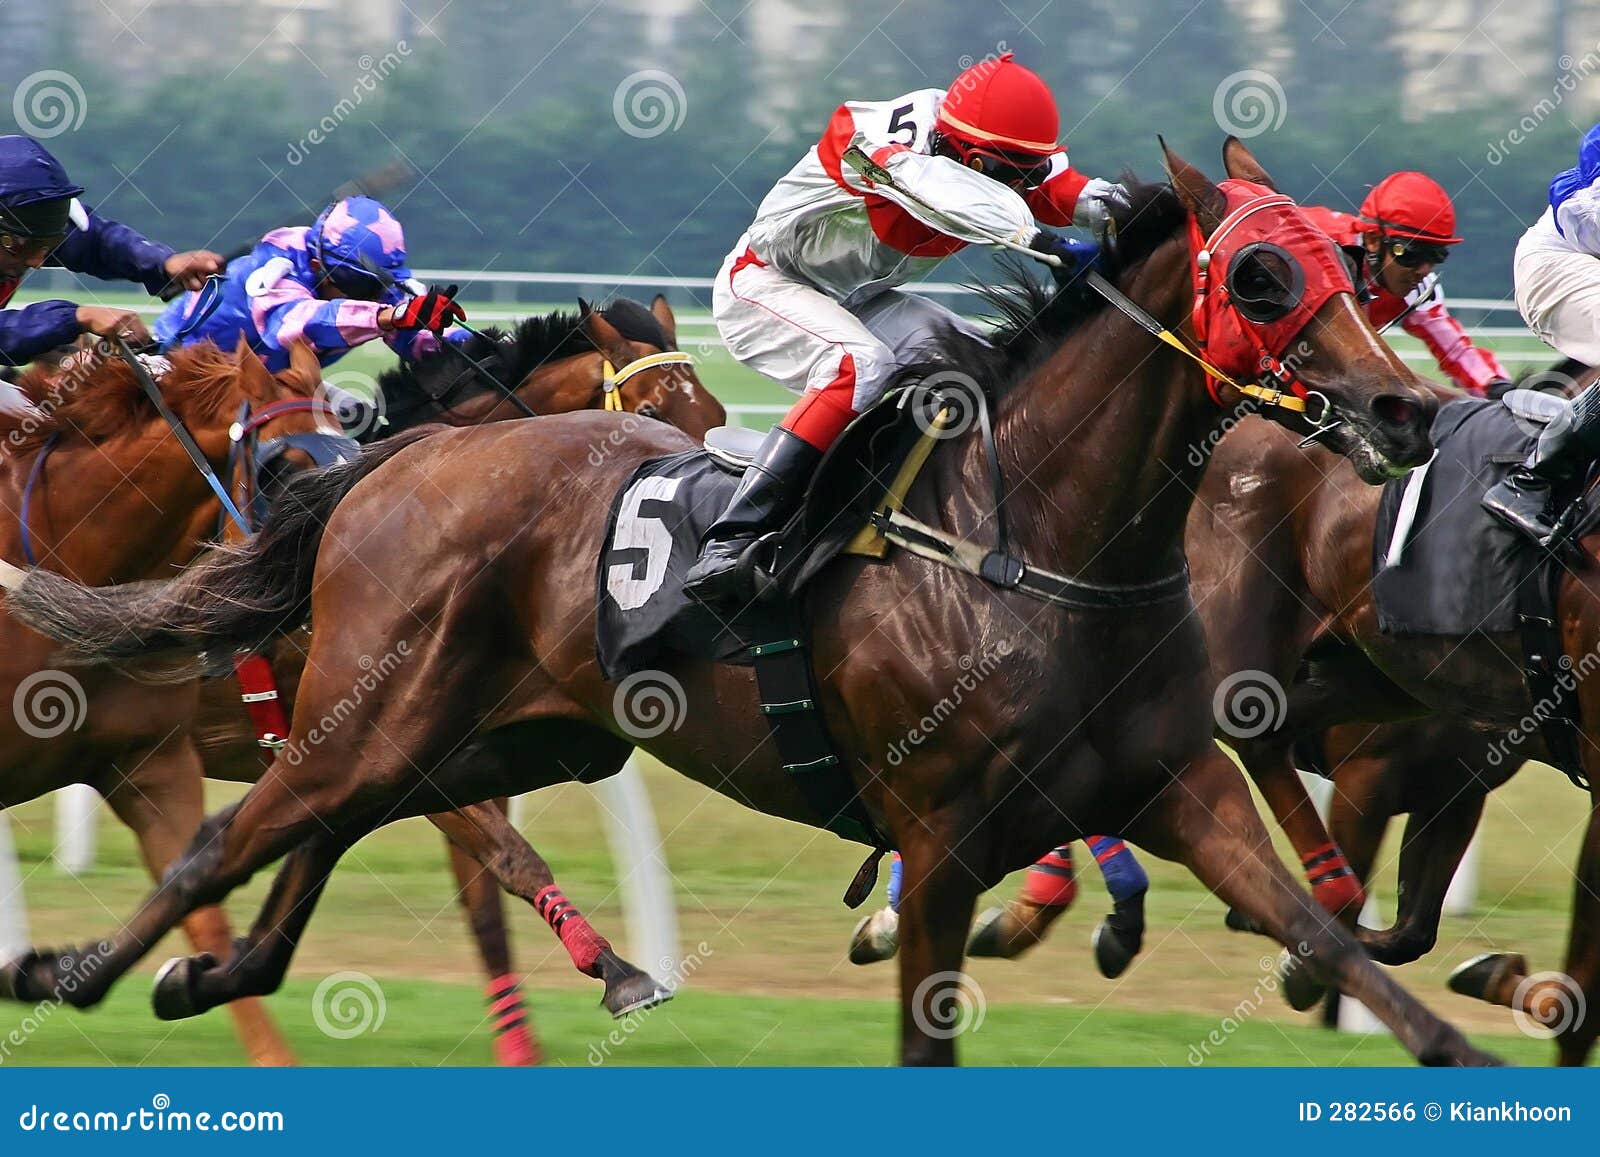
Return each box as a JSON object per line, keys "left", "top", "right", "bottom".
{"left": 3, "top": 427, "right": 436, "bottom": 673}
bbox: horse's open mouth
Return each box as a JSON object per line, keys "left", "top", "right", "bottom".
{"left": 1320, "top": 412, "right": 1425, "bottom": 485}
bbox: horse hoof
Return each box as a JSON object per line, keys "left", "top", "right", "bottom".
{"left": 964, "top": 907, "right": 1012, "bottom": 959}
{"left": 1279, "top": 948, "right": 1327, "bottom": 1012}
{"left": 1092, "top": 920, "right": 1137, "bottom": 979}
{"left": 1447, "top": 952, "right": 1527, "bottom": 1004}
{"left": 152, "top": 953, "right": 216, "bottom": 1021}
{"left": 849, "top": 906, "right": 900, "bottom": 965}
{"left": 602, "top": 972, "right": 672, "bottom": 1019}
{"left": 1224, "top": 906, "right": 1264, "bottom": 935}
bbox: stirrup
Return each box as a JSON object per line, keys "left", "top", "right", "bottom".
{"left": 732, "top": 531, "right": 783, "bottom": 601}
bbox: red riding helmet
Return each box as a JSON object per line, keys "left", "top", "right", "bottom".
{"left": 1357, "top": 171, "right": 1462, "bottom": 243}
{"left": 936, "top": 52, "right": 1062, "bottom": 184}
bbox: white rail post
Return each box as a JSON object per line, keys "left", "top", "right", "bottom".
{"left": 54, "top": 784, "right": 98, "bottom": 875}
{"left": 0, "top": 814, "right": 29, "bottom": 958}
{"left": 1442, "top": 830, "right": 1481, "bottom": 917}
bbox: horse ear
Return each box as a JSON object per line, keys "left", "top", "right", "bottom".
{"left": 1221, "top": 136, "right": 1277, "bottom": 191}
{"left": 578, "top": 297, "right": 592, "bottom": 318}
{"left": 1160, "top": 136, "right": 1227, "bottom": 235}
{"left": 650, "top": 294, "right": 678, "bottom": 348}
{"left": 274, "top": 337, "right": 320, "bottom": 397}
{"left": 234, "top": 336, "right": 278, "bottom": 404}
{"left": 582, "top": 305, "right": 635, "bottom": 367}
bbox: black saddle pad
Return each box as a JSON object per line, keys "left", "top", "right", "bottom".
{"left": 1371, "top": 398, "right": 1539, "bottom": 635}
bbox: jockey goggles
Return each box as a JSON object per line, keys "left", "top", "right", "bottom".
{"left": 932, "top": 131, "right": 1054, "bottom": 189}
{"left": 1386, "top": 237, "right": 1451, "bottom": 268}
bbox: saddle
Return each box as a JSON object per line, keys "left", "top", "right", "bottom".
{"left": 1372, "top": 395, "right": 1597, "bottom": 788}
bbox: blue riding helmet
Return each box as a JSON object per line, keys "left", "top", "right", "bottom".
{"left": 0, "top": 135, "right": 87, "bottom": 240}
{"left": 307, "top": 195, "right": 414, "bottom": 301}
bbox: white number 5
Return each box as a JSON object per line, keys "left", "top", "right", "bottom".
{"left": 607, "top": 474, "right": 683, "bottom": 611}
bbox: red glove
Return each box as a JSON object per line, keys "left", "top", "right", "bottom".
{"left": 390, "top": 284, "right": 466, "bottom": 333}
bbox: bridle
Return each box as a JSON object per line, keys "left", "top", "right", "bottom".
{"left": 600, "top": 350, "right": 697, "bottom": 412}
{"left": 223, "top": 396, "right": 358, "bottom": 535}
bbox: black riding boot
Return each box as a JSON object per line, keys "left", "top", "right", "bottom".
{"left": 683, "top": 425, "right": 822, "bottom": 603}
{"left": 1483, "top": 382, "right": 1600, "bottom": 543}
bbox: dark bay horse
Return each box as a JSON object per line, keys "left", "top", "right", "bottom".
{"left": 0, "top": 338, "right": 334, "bottom": 1065}
{"left": 0, "top": 140, "right": 1496, "bottom": 1066}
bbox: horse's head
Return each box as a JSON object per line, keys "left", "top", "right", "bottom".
{"left": 1164, "top": 137, "right": 1435, "bottom": 482}
{"left": 226, "top": 338, "right": 357, "bottom": 533}
{"left": 580, "top": 296, "right": 724, "bottom": 440}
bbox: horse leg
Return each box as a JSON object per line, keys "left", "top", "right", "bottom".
{"left": 430, "top": 802, "right": 671, "bottom": 1018}
{"left": 1356, "top": 788, "right": 1484, "bottom": 966}
{"left": 894, "top": 823, "right": 983, "bottom": 1066}
{"left": 95, "top": 739, "right": 295, "bottom": 1064}
{"left": 152, "top": 827, "right": 353, "bottom": 1020}
{"left": 1449, "top": 789, "right": 1600, "bottom": 1066}
{"left": 1130, "top": 744, "right": 1497, "bottom": 1065}
{"left": 441, "top": 800, "right": 540, "bottom": 1065}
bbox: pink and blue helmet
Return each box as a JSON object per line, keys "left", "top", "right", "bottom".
{"left": 308, "top": 195, "right": 413, "bottom": 299}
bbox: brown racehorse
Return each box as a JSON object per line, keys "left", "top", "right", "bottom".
{"left": 0, "top": 141, "right": 1498, "bottom": 1066}
{"left": 193, "top": 294, "right": 723, "bottom": 1063}
{"left": 0, "top": 338, "right": 333, "bottom": 1066}
{"left": 1163, "top": 392, "right": 1600, "bottom": 1065}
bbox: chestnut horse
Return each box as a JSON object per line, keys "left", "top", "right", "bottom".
{"left": 0, "top": 141, "right": 1496, "bottom": 1066}
{"left": 192, "top": 294, "right": 722, "bottom": 1063}
{"left": 0, "top": 339, "right": 333, "bottom": 1065}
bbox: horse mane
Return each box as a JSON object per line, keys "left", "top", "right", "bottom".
{"left": 3, "top": 341, "right": 262, "bottom": 452}
{"left": 374, "top": 297, "right": 674, "bottom": 412}
{"left": 896, "top": 177, "right": 1187, "bottom": 396}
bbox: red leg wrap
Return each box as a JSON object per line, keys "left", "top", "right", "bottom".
{"left": 484, "top": 974, "right": 540, "bottom": 1066}
{"left": 534, "top": 885, "right": 610, "bottom": 977}
{"left": 1302, "top": 842, "right": 1365, "bottom": 914}
{"left": 1020, "top": 847, "right": 1078, "bottom": 908}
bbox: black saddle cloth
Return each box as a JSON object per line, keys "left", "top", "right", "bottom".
{"left": 1372, "top": 398, "right": 1541, "bottom": 635}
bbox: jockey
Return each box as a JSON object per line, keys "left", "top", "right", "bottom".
{"left": 0, "top": 135, "right": 221, "bottom": 410}
{"left": 1302, "top": 172, "right": 1509, "bottom": 397}
{"left": 684, "top": 52, "right": 1122, "bottom": 602}
{"left": 1484, "top": 122, "right": 1600, "bottom": 542}
{"left": 154, "top": 195, "right": 466, "bottom": 374}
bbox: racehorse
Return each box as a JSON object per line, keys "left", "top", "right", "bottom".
{"left": 0, "top": 338, "right": 334, "bottom": 1066}
{"left": 0, "top": 140, "right": 1497, "bottom": 1066}
{"left": 192, "top": 293, "right": 723, "bottom": 1062}
{"left": 1171, "top": 389, "right": 1600, "bottom": 1065}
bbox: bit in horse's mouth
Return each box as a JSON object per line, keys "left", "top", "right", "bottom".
{"left": 1324, "top": 410, "right": 1421, "bottom": 485}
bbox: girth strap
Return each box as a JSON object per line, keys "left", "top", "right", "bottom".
{"left": 1516, "top": 560, "right": 1590, "bottom": 791}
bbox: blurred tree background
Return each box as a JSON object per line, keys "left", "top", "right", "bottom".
{"left": 4, "top": 0, "right": 1598, "bottom": 297}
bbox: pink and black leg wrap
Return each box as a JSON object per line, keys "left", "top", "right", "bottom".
{"left": 1301, "top": 842, "right": 1364, "bottom": 914}
{"left": 484, "top": 974, "right": 539, "bottom": 1066}
{"left": 534, "top": 885, "right": 610, "bottom": 978}
{"left": 1020, "top": 846, "right": 1078, "bottom": 909}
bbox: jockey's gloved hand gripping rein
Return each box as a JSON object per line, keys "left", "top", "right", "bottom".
{"left": 389, "top": 283, "right": 467, "bottom": 333}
